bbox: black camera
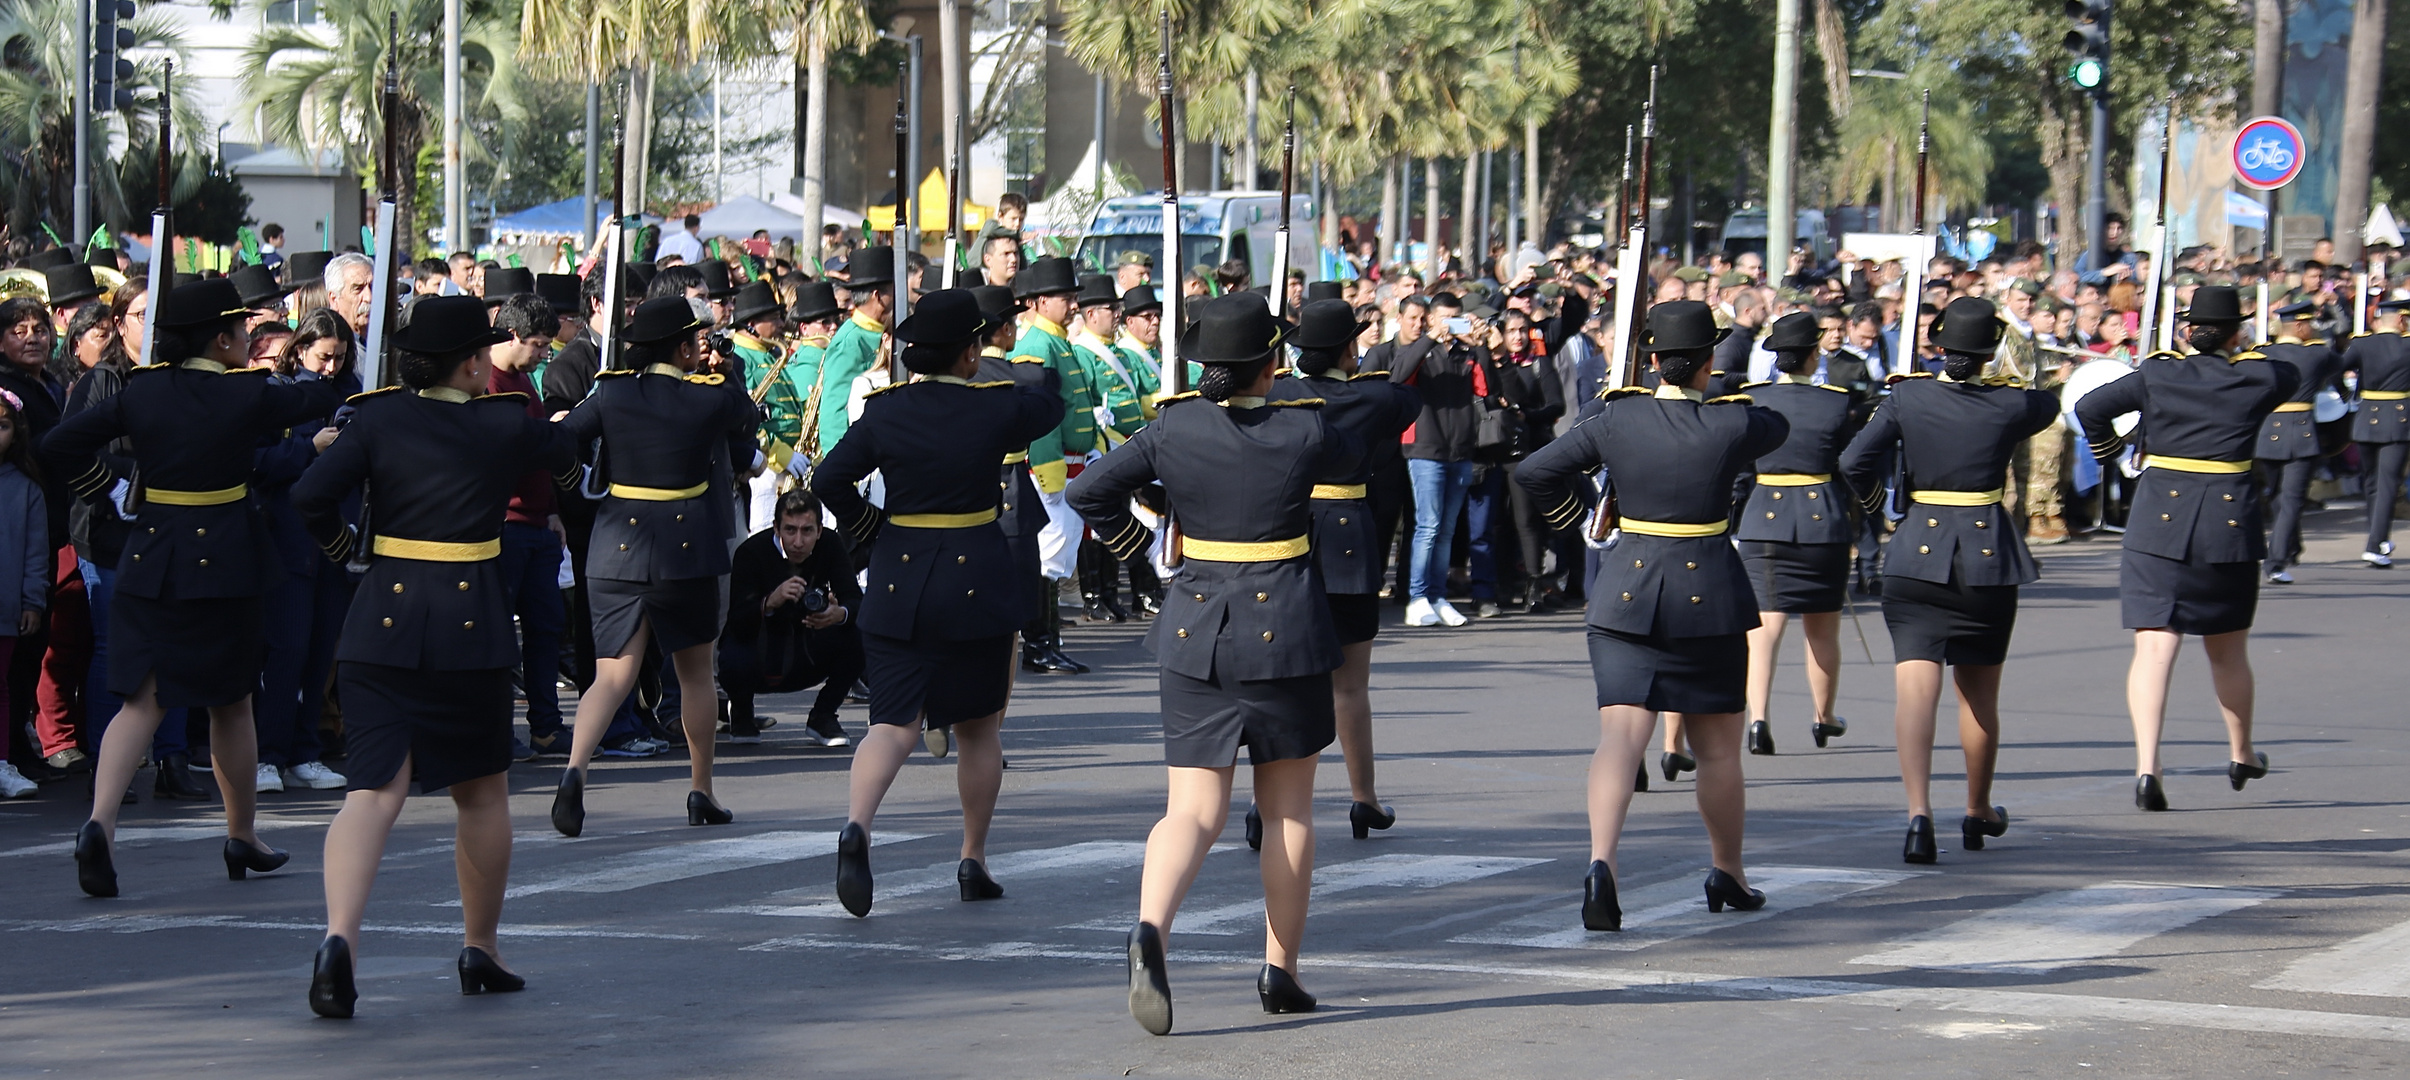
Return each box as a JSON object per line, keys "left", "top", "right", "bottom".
{"left": 798, "top": 585, "right": 829, "bottom": 615}
{"left": 707, "top": 331, "right": 739, "bottom": 358}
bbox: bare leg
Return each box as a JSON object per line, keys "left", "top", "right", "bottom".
{"left": 950, "top": 712, "right": 1005, "bottom": 861}
{"left": 450, "top": 772, "right": 514, "bottom": 968}
{"left": 322, "top": 757, "right": 412, "bottom": 950}
{"left": 1744, "top": 612, "right": 1789, "bottom": 723}
{"left": 1799, "top": 611, "right": 1843, "bottom": 724}
{"left": 1137, "top": 765, "right": 1236, "bottom": 943}
{"left": 207, "top": 697, "right": 263, "bottom": 846}
{"left": 1951, "top": 665, "right": 2004, "bottom": 816}
{"left": 2200, "top": 629, "right": 2257, "bottom": 764}
{"left": 1329, "top": 641, "right": 1379, "bottom": 804}
{"left": 1588, "top": 704, "right": 1658, "bottom": 868}
{"left": 845, "top": 720, "right": 922, "bottom": 832}
{"left": 1252, "top": 756, "right": 1319, "bottom": 971}
{"left": 1893, "top": 660, "right": 1945, "bottom": 818}
{"left": 1681, "top": 710, "right": 1749, "bottom": 887}
{"left": 1660, "top": 713, "right": 1688, "bottom": 756}
{"left": 2125, "top": 628, "right": 2182, "bottom": 777}
{"left": 671, "top": 642, "right": 718, "bottom": 795}
{"left": 85, "top": 678, "right": 165, "bottom": 836}
{"left": 564, "top": 622, "right": 652, "bottom": 774}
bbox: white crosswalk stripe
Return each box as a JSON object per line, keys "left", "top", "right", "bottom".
{"left": 1065, "top": 853, "right": 1550, "bottom": 936}
{"left": 1849, "top": 882, "right": 2279, "bottom": 974}
{"left": 1451, "top": 865, "right": 1922, "bottom": 951}
{"left": 0, "top": 821, "right": 331, "bottom": 859}
{"left": 2257, "top": 917, "right": 2410, "bottom": 998}
{"left": 720, "top": 841, "right": 1149, "bottom": 918}
{"left": 495, "top": 830, "right": 931, "bottom": 900}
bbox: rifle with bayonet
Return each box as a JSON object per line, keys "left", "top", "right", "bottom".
{"left": 139, "top": 61, "right": 171, "bottom": 367}
{"left": 891, "top": 63, "right": 911, "bottom": 382}
{"left": 1156, "top": 5, "right": 1184, "bottom": 568}
{"left": 1591, "top": 67, "right": 1657, "bottom": 543}
{"left": 2140, "top": 93, "right": 2173, "bottom": 353}
{"left": 1269, "top": 85, "right": 1296, "bottom": 319}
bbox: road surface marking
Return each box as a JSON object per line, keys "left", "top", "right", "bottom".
{"left": 0, "top": 821, "right": 331, "bottom": 859}
{"left": 494, "top": 830, "right": 932, "bottom": 899}
{"left": 719, "top": 841, "right": 1149, "bottom": 918}
{"left": 2257, "top": 917, "right": 2410, "bottom": 997}
{"left": 1849, "top": 882, "right": 2279, "bottom": 974}
{"left": 0, "top": 915, "right": 698, "bottom": 940}
{"left": 1451, "top": 865, "right": 1921, "bottom": 951}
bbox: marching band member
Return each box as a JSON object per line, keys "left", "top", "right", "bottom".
{"left": 2253, "top": 302, "right": 2343, "bottom": 584}
{"left": 2344, "top": 298, "right": 2410, "bottom": 566}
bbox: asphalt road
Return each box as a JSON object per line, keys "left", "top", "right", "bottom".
{"left": 3, "top": 506, "right": 2406, "bottom": 1079}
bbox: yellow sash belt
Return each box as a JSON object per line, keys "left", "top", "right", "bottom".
{"left": 2363, "top": 390, "right": 2409, "bottom": 401}
{"left": 2144, "top": 456, "right": 2252, "bottom": 475}
{"left": 146, "top": 484, "right": 247, "bottom": 506}
{"left": 1183, "top": 535, "right": 1310, "bottom": 561}
{"left": 1311, "top": 483, "right": 1368, "bottom": 500}
{"left": 1911, "top": 488, "right": 2005, "bottom": 506}
{"left": 1755, "top": 473, "right": 1831, "bottom": 486}
{"left": 889, "top": 508, "right": 999, "bottom": 529}
{"left": 1618, "top": 517, "right": 1729, "bottom": 537}
{"left": 373, "top": 536, "right": 501, "bottom": 561}
{"left": 609, "top": 481, "right": 709, "bottom": 501}
{"left": 2273, "top": 401, "right": 2313, "bottom": 413}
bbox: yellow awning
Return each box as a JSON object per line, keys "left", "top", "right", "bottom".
{"left": 865, "top": 169, "right": 992, "bottom": 234}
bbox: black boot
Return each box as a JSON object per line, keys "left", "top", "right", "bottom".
{"left": 153, "top": 753, "right": 210, "bottom": 801}
{"left": 1126, "top": 556, "right": 1163, "bottom": 617}
{"left": 727, "top": 696, "right": 760, "bottom": 744}
{"left": 1078, "top": 544, "right": 1116, "bottom": 622}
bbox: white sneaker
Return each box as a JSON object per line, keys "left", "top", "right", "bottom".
{"left": 0, "top": 761, "right": 36, "bottom": 798}
{"left": 254, "top": 762, "right": 285, "bottom": 793}
{"left": 1405, "top": 597, "right": 1440, "bottom": 627}
{"left": 284, "top": 761, "right": 346, "bottom": 790}
{"left": 1432, "top": 599, "right": 1470, "bottom": 627}
{"left": 2364, "top": 550, "right": 2394, "bottom": 568}
{"left": 2266, "top": 569, "right": 2294, "bottom": 585}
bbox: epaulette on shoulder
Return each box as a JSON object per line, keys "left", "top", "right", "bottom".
{"left": 1155, "top": 390, "right": 1203, "bottom": 408}
{"left": 1602, "top": 385, "right": 1651, "bottom": 400}
{"left": 1267, "top": 397, "right": 1325, "bottom": 408}
{"left": 1010, "top": 355, "right": 1044, "bottom": 365}
{"left": 684, "top": 373, "right": 726, "bottom": 385}
{"left": 1706, "top": 393, "right": 1754, "bottom": 405}
{"left": 862, "top": 381, "right": 909, "bottom": 399}
{"left": 595, "top": 369, "right": 638, "bottom": 380}
{"left": 224, "top": 365, "right": 271, "bottom": 375}
{"left": 968, "top": 380, "right": 1014, "bottom": 389}
{"left": 129, "top": 362, "right": 174, "bottom": 376}
{"left": 2230, "top": 349, "right": 2269, "bottom": 363}
{"left": 1817, "top": 382, "right": 1849, "bottom": 392}
{"left": 1348, "top": 370, "right": 1389, "bottom": 381}
{"left": 474, "top": 391, "right": 530, "bottom": 404}
{"left": 346, "top": 385, "right": 405, "bottom": 405}
{"left": 1887, "top": 371, "right": 1934, "bottom": 385}
{"left": 1739, "top": 380, "right": 1772, "bottom": 390}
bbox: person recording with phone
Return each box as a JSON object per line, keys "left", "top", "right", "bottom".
{"left": 720, "top": 490, "right": 863, "bottom": 748}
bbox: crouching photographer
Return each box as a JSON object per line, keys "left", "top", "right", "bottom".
{"left": 721, "top": 490, "right": 864, "bottom": 746}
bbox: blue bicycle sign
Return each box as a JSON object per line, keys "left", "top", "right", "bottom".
{"left": 2233, "top": 116, "right": 2305, "bottom": 190}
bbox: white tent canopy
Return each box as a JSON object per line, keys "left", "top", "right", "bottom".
{"left": 768, "top": 192, "right": 866, "bottom": 230}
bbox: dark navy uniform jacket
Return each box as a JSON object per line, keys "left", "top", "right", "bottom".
{"left": 2254, "top": 340, "right": 2342, "bottom": 461}
{"left": 44, "top": 361, "right": 345, "bottom": 600}
{"left": 2343, "top": 332, "right": 2410, "bottom": 444}
{"left": 1271, "top": 371, "right": 1419, "bottom": 596}
{"left": 1734, "top": 377, "right": 1859, "bottom": 545}
{"left": 560, "top": 364, "right": 758, "bottom": 583}
{"left": 1839, "top": 374, "right": 2058, "bottom": 587}
{"left": 812, "top": 376, "right": 1064, "bottom": 642}
{"left": 2075, "top": 351, "right": 2298, "bottom": 565}
{"left": 291, "top": 387, "right": 576, "bottom": 670}
{"left": 1517, "top": 386, "right": 1788, "bottom": 638}
{"left": 1068, "top": 393, "right": 1361, "bottom": 681}
{"left": 980, "top": 346, "right": 1060, "bottom": 542}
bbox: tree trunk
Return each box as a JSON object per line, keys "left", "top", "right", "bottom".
{"left": 1378, "top": 155, "right": 1399, "bottom": 271}
{"left": 2037, "top": 99, "right": 2083, "bottom": 271}
{"left": 1523, "top": 117, "right": 1542, "bottom": 249}
{"left": 1422, "top": 157, "right": 1440, "bottom": 278}
{"left": 1881, "top": 136, "right": 1896, "bottom": 234}
{"left": 1459, "top": 151, "right": 1478, "bottom": 276}
{"left": 801, "top": 29, "right": 830, "bottom": 270}
{"left": 2252, "top": 0, "right": 2286, "bottom": 120}
{"left": 2333, "top": 0, "right": 2387, "bottom": 264}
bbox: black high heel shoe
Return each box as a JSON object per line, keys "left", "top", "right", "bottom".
{"left": 1960, "top": 806, "right": 2009, "bottom": 851}
{"left": 1903, "top": 815, "right": 1938, "bottom": 864}
{"left": 1660, "top": 751, "right": 1696, "bottom": 782}
{"left": 1703, "top": 867, "right": 1767, "bottom": 913}
{"left": 1582, "top": 861, "right": 1621, "bottom": 931}
{"left": 2135, "top": 774, "right": 2168, "bottom": 812}
{"left": 835, "top": 822, "right": 873, "bottom": 917}
{"left": 1257, "top": 963, "right": 1318, "bottom": 1014}
{"left": 1244, "top": 804, "right": 1263, "bottom": 851}
{"left": 1348, "top": 801, "right": 1395, "bottom": 839}
{"left": 457, "top": 946, "right": 526, "bottom": 995}
{"left": 2228, "top": 751, "right": 2270, "bottom": 791}
{"left": 223, "top": 837, "right": 290, "bottom": 880}
{"left": 1634, "top": 761, "right": 1649, "bottom": 792}
{"left": 686, "top": 790, "right": 733, "bottom": 826}
{"left": 1812, "top": 716, "right": 1848, "bottom": 748}
{"left": 74, "top": 820, "right": 117, "bottom": 898}
{"left": 309, "top": 936, "right": 357, "bottom": 1019}
{"left": 1127, "top": 922, "right": 1173, "bottom": 1036}
{"left": 551, "top": 769, "right": 585, "bottom": 838}
{"left": 958, "top": 858, "right": 1004, "bottom": 901}
{"left": 1746, "top": 720, "right": 1776, "bottom": 756}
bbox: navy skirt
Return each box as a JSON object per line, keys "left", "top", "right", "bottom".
{"left": 590, "top": 574, "right": 724, "bottom": 656}
{"left": 110, "top": 593, "right": 265, "bottom": 709}
{"left": 1586, "top": 627, "right": 1747, "bottom": 714}
{"left": 1881, "top": 574, "right": 2019, "bottom": 666}
{"left": 1741, "top": 540, "right": 1850, "bottom": 614}
{"left": 1326, "top": 592, "right": 1382, "bottom": 646}
{"left": 862, "top": 631, "right": 1014, "bottom": 729}
{"left": 2120, "top": 549, "right": 2258, "bottom": 635}
{"left": 337, "top": 662, "right": 513, "bottom": 793}
{"left": 1160, "top": 667, "right": 1334, "bottom": 768}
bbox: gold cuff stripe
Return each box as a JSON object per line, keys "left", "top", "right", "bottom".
{"left": 372, "top": 536, "right": 501, "bottom": 561}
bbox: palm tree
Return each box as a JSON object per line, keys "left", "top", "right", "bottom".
{"left": 1830, "top": 67, "right": 1989, "bottom": 233}
{"left": 240, "top": 0, "right": 529, "bottom": 250}
{"left": 0, "top": 0, "right": 202, "bottom": 239}
{"left": 785, "top": 0, "right": 875, "bottom": 264}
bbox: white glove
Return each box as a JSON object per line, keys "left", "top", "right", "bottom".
{"left": 109, "top": 479, "right": 136, "bottom": 522}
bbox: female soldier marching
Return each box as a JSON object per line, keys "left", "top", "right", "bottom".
{"left": 45, "top": 278, "right": 345, "bottom": 897}
{"left": 288, "top": 296, "right": 577, "bottom": 1018}
{"left": 808, "top": 289, "right": 1065, "bottom": 916}
{"left": 2074, "top": 285, "right": 2294, "bottom": 811}
{"left": 1069, "top": 293, "right": 1360, "bottom": 1035}
{"left": 1515, "top": 300, "right": 1789, "bottom": 933}
{"left": 1840, "top": 297, "right": 2059, "bottom": 863}
{"left": 1734, "top": 311, "right": 1862, "bottom": 760}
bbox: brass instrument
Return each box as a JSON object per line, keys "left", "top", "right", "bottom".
{"left": 0, "top": 269, "right": 47, "bottom": 303}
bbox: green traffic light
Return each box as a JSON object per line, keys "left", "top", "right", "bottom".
{"left": 2071, "top": 58, "right": 2103, "bottom": 88}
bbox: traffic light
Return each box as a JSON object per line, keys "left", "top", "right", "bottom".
{"left": 93, "top": 0, "right": 136, "bottom": 113}
{"left": 2063, "top": 0, "right": 2110, "bottom": 93}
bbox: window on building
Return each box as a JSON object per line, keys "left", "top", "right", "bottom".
{"left": 265, "top": 0, "right": 317, "bottom": 25}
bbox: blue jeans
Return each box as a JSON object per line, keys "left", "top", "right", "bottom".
{"left": 1465, "top": 467, "right": 1506, "bottom": 600}
{"left": 499, "top": 523, "right": 567, "bottom": 738}
{"left": 78, "top": 558, "right": 182, "bottom": 758}
{"left": 1407, "top": 458, "right": 1473, "bottom": 601}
